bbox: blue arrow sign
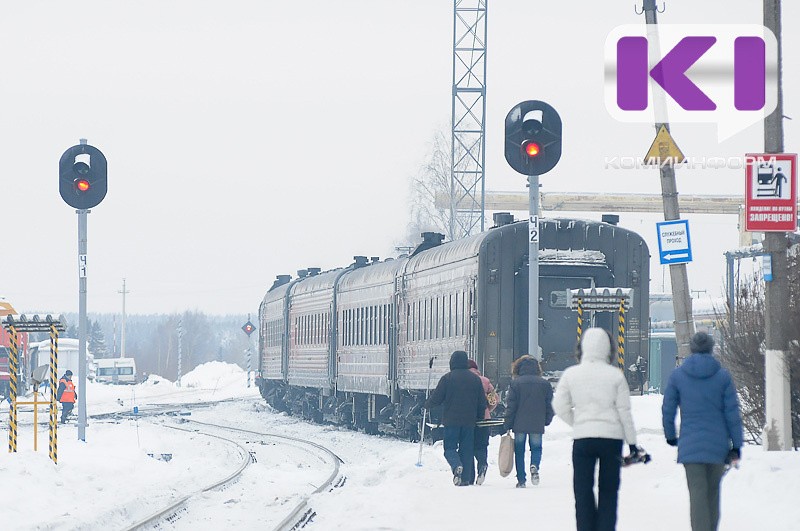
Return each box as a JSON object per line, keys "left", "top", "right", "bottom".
{"left": 656, "top": 219, "right": 693, "bottom": 265}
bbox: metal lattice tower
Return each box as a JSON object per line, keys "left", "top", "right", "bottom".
{"left": 450, "top": 0, "right": 487, "bottom": 240}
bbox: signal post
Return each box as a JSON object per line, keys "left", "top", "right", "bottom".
{"left": 504, "top": 101, "right": 562, "bottom": 360}
{"left": 58, "top": 139, "right": 108, "bottom": 442}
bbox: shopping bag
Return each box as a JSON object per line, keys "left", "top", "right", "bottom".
{"left": 498, "top": 432, "right": 514, "bottom": 477}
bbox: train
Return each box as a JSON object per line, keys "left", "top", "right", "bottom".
{"left": 256, "top": 214, "right": 650, "bottom": 439}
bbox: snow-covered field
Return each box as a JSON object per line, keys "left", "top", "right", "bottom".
{"left": 2, "top": 363, "right": 799, "bottom": 530}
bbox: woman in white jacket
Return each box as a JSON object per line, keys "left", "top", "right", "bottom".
{"left": 553, "top": 327, "right": 640, "bottom": 531}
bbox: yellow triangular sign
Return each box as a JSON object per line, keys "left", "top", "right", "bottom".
{"left": 644, "top": 125, "right": 685, "bottom": 165}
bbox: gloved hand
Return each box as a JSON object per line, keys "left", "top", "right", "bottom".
{"left": 725, "top": 448, "right": 741, "bottom": 465}
{"left": 666, "top": 438, "right": 678, "bottom": 447}
{"left": 629, "top": 444, "right": 640, "bottom": 458}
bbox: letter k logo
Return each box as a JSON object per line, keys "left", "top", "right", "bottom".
{"left": 616, "top": 34, "right": 766, "bottom": 112}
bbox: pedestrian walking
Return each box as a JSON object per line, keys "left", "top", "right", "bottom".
{"left": 503, "top": 355, "right": 554, "bottom": 488}
{"left": 662, "top": 331, "right": 744, "bottom": 531}
{"left": 425, "top": 350, "right": 488, "bottom": 486}
{"left": 467, "top": 359, "right": 498, "bottom": 485}
{"left": 553, "top": 328, "right": 641, "bottom": 531}
{"left": 56, "top": 370, "right": 78, "bottom": 424}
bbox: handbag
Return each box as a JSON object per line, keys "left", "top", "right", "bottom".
{"left": 486, "top": 389, "right": 499, "bottom": 407}
{"left": 498, "top": 431, "right": 514, "bottom": 477}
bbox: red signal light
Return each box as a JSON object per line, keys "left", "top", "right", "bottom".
{"left": 523, "top": 141, "right": 541, "bottom": 158}
{"left": 75, "top": 179, "right": 91, "bottom": 192}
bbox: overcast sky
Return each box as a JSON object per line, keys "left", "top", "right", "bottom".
{"left": 1, "top": 1, "right": 797, "bottom": 316}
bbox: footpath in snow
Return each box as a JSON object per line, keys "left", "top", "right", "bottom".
{"left": 2, "top": 363, "right": 799, "bottom": 530}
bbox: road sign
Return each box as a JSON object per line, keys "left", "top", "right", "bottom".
{"left": 656, "top": 219, "right": 693, "bottom": 265}
{"left": 745, "top": 153, "right": 797, "bottom": 232}
{"left": 644, "top": 125, "right": 686, "bottom": 165}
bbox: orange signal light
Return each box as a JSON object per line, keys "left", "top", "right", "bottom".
{"left": 76, "top": 179, "right": 91, "bottom": 192}
{"left": 524, "top": 141, "right": 541, "bottom": 157}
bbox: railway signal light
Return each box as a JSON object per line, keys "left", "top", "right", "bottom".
{"left": 59, "top": 144, "right": 108, "bottom": 209}
{"left": 505, "top": 100, "right": 562, "bottom": 176}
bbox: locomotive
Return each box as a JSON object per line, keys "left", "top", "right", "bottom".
{"left": 256, "top": 215, "right": 650, "bottom": 438}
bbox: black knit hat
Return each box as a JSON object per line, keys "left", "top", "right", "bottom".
{"left": 65, "top": 370, "right": 73, "bottom": 377}
{"left": 689, "top": 332, "right": 715, "bottom": 354}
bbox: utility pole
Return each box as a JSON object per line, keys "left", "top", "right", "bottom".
{"left": 118, "top": 279, "right": 130, "bottom": 358}
{"left": 762, "top": 0, "right": 792, "bottom": 451}
{"left": 641, "top": 0, "right": 695, "bottom": 362}
{"left": 177, "top": 318, "right": 183, "bottom": 387}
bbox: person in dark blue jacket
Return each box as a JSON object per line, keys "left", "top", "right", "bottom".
{"left": 662, "top": 331, "right": 744, "bottom": 531}
{"left": 425, "top": 350, "right": 488, "bottom": 486}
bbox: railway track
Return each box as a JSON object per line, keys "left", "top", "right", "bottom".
{"left": 121, "top": 416, "right": 345, "bottom": 530}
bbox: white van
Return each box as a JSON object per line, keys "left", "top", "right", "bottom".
{"left": 96, "top": 357, "right": 137, "bottom": 384}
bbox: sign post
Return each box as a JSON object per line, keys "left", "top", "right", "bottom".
{"left": 242, "top": 318, "right": 256, "bottom": 387}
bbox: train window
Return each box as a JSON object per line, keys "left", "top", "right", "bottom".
{"left": 438, "top": 296, "right": 442, "bottom": 339}
{"left": 348, "top": 309, "right": 352, "bottom": 346}
{"left": 454, "top": 294, "right": 459, "bottom": 336}
{"left": 433, "top": 298, "right": 437, "bottom": 340}
{"left": 358, "top": 307, "right": 363, "bottom": 346}
{"left": 362, "top": 306, "right": 367, "bottom": 346}
{"left": 369, "top": 306, "right": 374, "bottom": 346}
{"left": 419, "top": 300, "right": 423, "bottom": 341}
{"left": 417, "top": 300, "right": 421, "bottom": 341}
{"left": 438, "top": 296, "right": 443, "bottom": 339}
{"left": 444, "top": 296, "right": 448, "bottom": 338}
{"left": 378, "top": 305, "right": 383, "bottom": 345}
{"left": 419, "top": 299, "right": 428, "bottom": 341}
{"left": 433, "top": 297, "right": 438, "bottom": 339}
{"left": 425, "top": 298, "right": 430, "bottom": 340}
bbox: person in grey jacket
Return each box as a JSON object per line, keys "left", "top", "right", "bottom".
{"left": 503, "top": 355, "right": 554, "bottom": 488}
{"left": 553, "top": 328, "right": 641, "bottom": 531}
{"left": 662, "top": 331, "right": 743, "bottom": 531}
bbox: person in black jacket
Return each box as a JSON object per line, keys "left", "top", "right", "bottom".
{"left": 504, "top": 355, "right": 554, "bottom": 488}
{"left": 425, "top": 350, "right": 488, "bottom": 486}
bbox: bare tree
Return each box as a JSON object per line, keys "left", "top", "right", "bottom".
{"left": 717, "top": 246, "right": 800, "bottom": 446}
{"left": 401, "top": 129, "right": 478, "bottom": 250}
{"left": 401, "top": 130, "right": 452, "bottom": 249}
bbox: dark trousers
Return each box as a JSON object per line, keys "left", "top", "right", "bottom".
{"left": 572, "top": 438, "right": 623, "bottom": 531}
{"left": 684, "top": 464, "right": 726, "bottom": 531}
{"left": 60, "top": 402, "right": 74, "bottom": 422}
{"left": 472, "top": 425, "right": 490, "bottom": 477}
{"left": 443, "top": 425, "right": 475, "bottom": 484}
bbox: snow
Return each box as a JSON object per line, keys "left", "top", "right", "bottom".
{"left": 2, "top": 364, "right": 800, "bottom": 530}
